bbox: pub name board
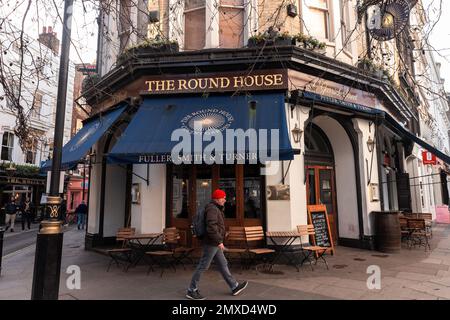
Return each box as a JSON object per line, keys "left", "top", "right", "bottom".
{"left": 140, "top": 69, "right": 288, "bottom": 95}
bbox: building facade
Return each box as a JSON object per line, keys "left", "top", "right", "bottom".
{"left": 62, "top": 0, "right": 450, "bottom": 250}
{"left": 0, "top": 25, "right": 75, "bottom": 208}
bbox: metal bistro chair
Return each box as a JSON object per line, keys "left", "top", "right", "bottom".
{"left": 296, "top": 225, "right": 329, "bottom": 270}
{"left": 106, "top": 227, "right": 135, "bottom": 272}
{"left": 145, "top": 227, "right": 193, "bottom": 276}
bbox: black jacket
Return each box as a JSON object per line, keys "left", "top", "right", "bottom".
{"left": 75, "top": 203, "right": 88, "bottom": 215}
{"left": 203, "top": 201, "right": 226, "bottom": 246}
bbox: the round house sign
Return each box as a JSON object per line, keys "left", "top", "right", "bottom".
{"left": 181, "top": 109, "right": 234, "bottom": 134}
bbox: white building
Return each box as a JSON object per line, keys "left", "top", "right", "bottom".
{"left": 0, "top": 25, "right": 75, "bottom": 167}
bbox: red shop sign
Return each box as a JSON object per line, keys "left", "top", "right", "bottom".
{"left": 422, "top": 151, "right": 437, "bottom": 165}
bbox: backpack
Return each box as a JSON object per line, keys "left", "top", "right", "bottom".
{"left": 191, "top": 208, "right": 206, "bottom": 239}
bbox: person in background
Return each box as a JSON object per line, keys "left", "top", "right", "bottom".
{"left": 21, "top": 197, "right": 33, "bottom": 230}
{"left": 75, "top": 200, "right": 88, "bottom": 230}
{"left": 4, "top": 197, "right": 18, "bottom": 232}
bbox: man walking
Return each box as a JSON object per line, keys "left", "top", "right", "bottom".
{"left": 186, "top": 189, "right": 248, "bottom": 300}
{"left": 21, "top": 197, "right": 33, "bottom": 230}
{"left": 4, "top": 197, "right": 18, "bottom": 232}
{"left": 75, "top": 200, "right": 88, "bottom": 230}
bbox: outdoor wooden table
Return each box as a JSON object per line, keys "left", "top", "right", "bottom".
{"left": 124, "top": 233, "right": 163, "bottom": 267}
{"left": 265, "top": 231, "right": 304, "bottom": 272}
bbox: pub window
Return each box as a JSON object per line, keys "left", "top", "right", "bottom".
{"left": 184, "top": 0, "right": 206, "bottom": 50}
{"left": 307, "top": 0, "right": 332, "bottom": 42}
{"left": 1, "top": 132, "right": 14, "bottom": 161}
{"left": 219, "top": 0, "right": 244, "bottom": 48}
{"left": 172, "top": 165, "right": 190, "bottom": 219}
{"left": 243, "top": 165, "right": 262, "bottom": 219}
{"left": 218, "top": 164, "right": 237, "bottom": 218}
{"left": 196, "top": 165, "right": 213, "bottom": 216}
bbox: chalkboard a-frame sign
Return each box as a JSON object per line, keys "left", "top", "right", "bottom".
{"left": 307, "top": 204, "right": 335, "bottom": 255}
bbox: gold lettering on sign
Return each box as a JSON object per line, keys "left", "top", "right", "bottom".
{"left": 144, "top": 72, "right": 286, "bottom": 93}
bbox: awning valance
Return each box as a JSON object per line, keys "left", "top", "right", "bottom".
{"left": 41, "top": 105, "right": 127, "bottom": 171}
{"left": 108, "top": 94, "right": 298, "bottom": 164}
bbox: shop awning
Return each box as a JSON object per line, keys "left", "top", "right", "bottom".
{"left": 383, "top": 113, "right": 450, "bottom": 165}
{"left": 108, "top": 94, "right": 298, "bottom": 164}
{"left": 41, "top": 105, "right": 127, "bottom": 171}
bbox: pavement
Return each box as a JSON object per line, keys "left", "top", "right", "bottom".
{"left": 1, "top": 223, "right": 450, "bottom": 300}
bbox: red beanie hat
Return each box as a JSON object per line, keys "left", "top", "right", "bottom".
{"left": 212, "top": 189, "right": 226, "bottom": 199}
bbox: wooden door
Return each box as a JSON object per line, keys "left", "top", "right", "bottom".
{"left": 306, "top": 166, "right": 338, "bottom": 243}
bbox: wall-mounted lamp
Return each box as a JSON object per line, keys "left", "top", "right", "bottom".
{"left": 291, "top": 123, "right": 303, "bottom": 144}
{"left": 367, "top": 136, "right": 375, "bottom": 153}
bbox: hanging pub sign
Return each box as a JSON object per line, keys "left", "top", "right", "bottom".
{"left": 139, "top": 69, "right": 288, "bottom": 95}
{"left": 422, "top": 151, "right": 437, "bottom": 165}
{"left": 366, "top": 0, "right": 411, "bottom": 41}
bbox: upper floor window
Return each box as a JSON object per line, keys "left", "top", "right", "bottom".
{"left": 119, "top": 0, "right": 132, "bottom": 52}
{"left": 31, "top": 91, "right": 43, "bottom": 119}
{"left": 184, "top": 0, "right": 206, "bottom": 50}
{"left": 25, "top": 138, "right": 38, "bottom": 164}
{"left": 307, "top": 0, "right": 332, "bottom": 42}
{"left": 1, "top": 132, "right": 14, "bottom": 161}
{"left": 219, "top": 0, "right": 244, "bottom": 48}
{"left": 339, "top": 0, "right": 351, "bottom": 52}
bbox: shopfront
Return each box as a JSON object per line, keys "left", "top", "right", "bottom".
{"left": 65, "top": 47, "right": 450, "bottom": 251}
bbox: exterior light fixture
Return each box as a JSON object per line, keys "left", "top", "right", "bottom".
{"left": 291, "top": 123, "right": 303, "bottom": 144}
{"left": 367, "top": 136, "right": 375, "bottom": 152}
{"left": 5, "top": 162, "right": 16, "bottom": 177}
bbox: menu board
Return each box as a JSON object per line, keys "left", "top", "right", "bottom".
{"left": 307, "top": 204, "right": 335, "bottom": 254}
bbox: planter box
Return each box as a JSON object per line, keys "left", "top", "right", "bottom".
{"left": 117, "top": 43, "right": 179, "bottom": 64}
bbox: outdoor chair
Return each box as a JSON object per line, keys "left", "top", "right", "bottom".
{"left": 296, "top": 225, "right": 329, "bottom": 270}
{"left": 244, "top": 226, "right": 275, "bottom": 273}
{"left": 145, "top": 227, "right": 194, "bottom": 277}
{"left": 106, "top": 227, "right": 135, "bottom": 272}
{"left": 417, "top": 213, "right": 433, "bottom": 238}
{"left": 407, "top": 218, "right": 431, "bottom": 251}
{"left": 399, "top": 217, "right": 411, "bottom": 243}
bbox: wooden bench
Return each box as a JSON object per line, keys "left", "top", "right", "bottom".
{"left": 297, "top": 225, "right": 329, "bottom": 270}
{"left": 106, "top": 227, "right": 135, "bottom": 272}
{"left": 407, "top": 218, "right": 431, "bottom": 251}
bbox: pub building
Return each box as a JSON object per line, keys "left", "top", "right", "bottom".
{"left": 48, "top": 45, "right": 450, "bottom": 251}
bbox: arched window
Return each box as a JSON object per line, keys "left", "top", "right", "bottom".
{"left": 304, "top": 123, "right": 334, "bottom": 165}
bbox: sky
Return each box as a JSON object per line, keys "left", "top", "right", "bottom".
{"left": 1, "top": 0, "right": 449, "bottom": 90}
{"left": 423, "top": 0, "right": 450, "bottom": 91}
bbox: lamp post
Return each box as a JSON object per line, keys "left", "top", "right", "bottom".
{"left": 0, "top": 163, "right": 16, "bottom": 276}
{"left": 31, "top": 0, "right": 73, "bottom": 300}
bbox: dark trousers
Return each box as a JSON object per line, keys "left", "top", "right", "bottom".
{"left": 21, "top": 212, "right": 32, "bottom": 230}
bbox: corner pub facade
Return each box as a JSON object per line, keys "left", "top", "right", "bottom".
{"left": 60, "top": 1, "right": 450, "bottom": 251}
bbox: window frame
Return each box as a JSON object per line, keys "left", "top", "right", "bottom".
{"left": 1, "top": 132, "right": 14, "bottom": 161}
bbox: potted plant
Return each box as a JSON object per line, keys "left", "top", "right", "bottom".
{"left": 117, "top": 37, "right": 179, "bottom": 64}
{"left": 247, "top": 33, "right": 268, "bottom": 47}
{"left": 274, "top": 31, "right": 292, "bottom": 46}
{"left": 292, "top": 33, "right": 326, "bottom": 53}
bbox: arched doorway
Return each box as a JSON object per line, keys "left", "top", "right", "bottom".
{"left": 304, "top": 123, "right": 338, "bottom": 242}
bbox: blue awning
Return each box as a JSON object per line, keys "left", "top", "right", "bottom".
{"left": 108, "top": 94, "right": 298, "bottom": 164}
{"left": 41, "top": 105, "right": 127, "bottom": 171}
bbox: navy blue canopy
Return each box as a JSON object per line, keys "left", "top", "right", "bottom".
{"left": 108, "top": 94, "right": 298, "bottom": 164}
{"left": 41, "top": 105, "right": 127, "bottom": 171}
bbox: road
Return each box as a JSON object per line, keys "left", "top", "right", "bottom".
{"left": 1, "top": 224, "right": 40, "bottom": 256}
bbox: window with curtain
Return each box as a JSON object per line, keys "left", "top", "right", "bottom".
{"left": 219, "top": 0, "right": 244, "bottom": 48}
{"left": 184, "top": 0, "right": 206, "bottom": 50}
{"left": 1, "top": 132, "right": 14, "bottom": 161}
{"left": 308, "top": 0, "right": 332, "bottom": 41}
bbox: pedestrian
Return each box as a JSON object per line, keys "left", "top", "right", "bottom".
{"left": 75, "top": 200, "right": 88, "bottom": 230}
{"left": 4, "top": 197, "right": 18, "bottom": 232}
{"left": 21, "top": 197, "right": 33, "bottom": 230}
{"left": 186, "top": 189, "right": 248, "bottom": 300}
